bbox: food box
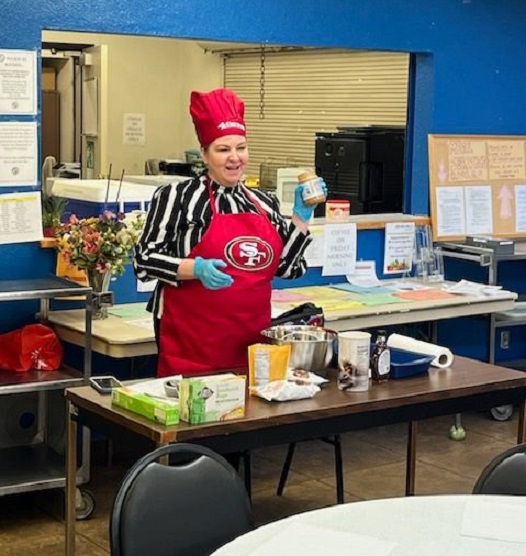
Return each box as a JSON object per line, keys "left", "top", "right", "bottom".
{"left": 111, "top": 387, "right": 180, "bottom": 425}
{"left": 180, "top": 373, "right": 246, "bottom": 425}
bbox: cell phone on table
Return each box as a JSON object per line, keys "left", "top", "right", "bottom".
{"left": 89, "top": 376, "right": 123, "bottom": 395}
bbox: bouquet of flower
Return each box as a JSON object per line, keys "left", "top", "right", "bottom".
{"left": 56, "top": 210, "right": 144, "bottom": 277}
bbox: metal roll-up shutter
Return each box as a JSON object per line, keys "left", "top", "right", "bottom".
{"left": 224, "top": 49, "right": 409, "bottom": 177}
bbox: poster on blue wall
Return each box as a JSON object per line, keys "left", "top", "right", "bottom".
{"left": 0, "top": 49, "right": 36, "bottom": 115}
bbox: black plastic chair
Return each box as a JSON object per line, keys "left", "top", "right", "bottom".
{"left": 277, "top": 435, "right": 344, "bottom": 504}
{"left": 110, "top": 443, "right": 254, "bottom": 556}
{"left": 473, "top": 443, "right": 526, "bottom": 495}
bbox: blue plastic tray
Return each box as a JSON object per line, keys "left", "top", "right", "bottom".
{"left": 389, "top": 347, "right": 434, "bottom": 379}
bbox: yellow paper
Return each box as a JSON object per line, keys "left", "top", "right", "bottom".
{"left": 286, "top": 286, "right": 352, "bottom": 300}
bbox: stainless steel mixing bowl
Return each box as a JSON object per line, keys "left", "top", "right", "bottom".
{"left": 261, "top": 325, "right": 337, "bottom": 372}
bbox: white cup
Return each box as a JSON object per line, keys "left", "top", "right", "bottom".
{"left": 337, "top": 331, "right": 371, "bottom": 392}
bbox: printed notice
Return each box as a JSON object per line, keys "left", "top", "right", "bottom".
{"left": 447, "top": 140, "right": 488, "bottom": 182}
{"left": 465, "top": 185, "right": 493, "bottom": 235}
{"left": 0, "top": 191, "right": 43, "bottom": 244}
{"left": 322, "top": 223, "right": 356, "bottom": 276}
{"left": 123, "top": 113, "right": 145, "bottom": 145}
{"left": 487, "top": 140, "right": 525, "bottom": 180}
{"left": 304, "top": 225, "right": 324, "bottom": 267}
{"left": 436, "top": 187, "right": 466, "bottom": 237}
{"left": 0, "top": 121, "right": 37, "bottom": 186}
{"left": 515, "top": 185, "right": 526, "bottom": 233}
{"left": 0, "top": 49, "right": 36, "bottom": 114}
{"left": 346, "top": 260, "right": 381, "bottom": 288}
{"left": 383, "top": 222, "right": 415, "bottom": 275}
{"left": 496, "top": 184, "right": 514, "bottom": 222}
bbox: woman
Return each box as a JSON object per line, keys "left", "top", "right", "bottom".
{"left": 134, "top": 88, "right": 326, "bottom": 376}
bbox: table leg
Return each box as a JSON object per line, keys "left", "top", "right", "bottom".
{"left": 66, "top": 400, "right": 78, "bottom": 556}
{"left": 405, "top": 421, "right": 417, "bottom": 496}
{"left": 158, "top": 442, "right": 169, "bottom": 465}
{"left": 517, "top": 400, "right": 526, "bottom": 444}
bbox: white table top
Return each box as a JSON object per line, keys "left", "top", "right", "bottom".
{"left": 47, "top": 303, "right": 155, "bottom": 358}
{"left": 212, "top": 495, "right": 526, "bottom": 556}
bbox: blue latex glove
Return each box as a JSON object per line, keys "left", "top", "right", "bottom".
{"left": 293, "top": 178, "right": 328, "bottom": 222}
{"left": 194, "top": 256, "right": 234, "bottom": 290}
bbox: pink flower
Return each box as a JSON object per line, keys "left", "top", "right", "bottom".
{"left": 55, "top": 210, "right": 144, "bottom": 277}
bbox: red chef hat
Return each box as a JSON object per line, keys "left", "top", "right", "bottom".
{"left": 189, "top": 88, "right": 246, "bottom": 147}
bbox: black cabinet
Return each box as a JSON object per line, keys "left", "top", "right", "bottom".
{"left": 314, "top": 126, "right": 405, "bottom": 216}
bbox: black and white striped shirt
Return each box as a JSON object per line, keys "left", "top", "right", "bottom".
{"left": 134, "top": 173, "right": 312, "bottom": 317}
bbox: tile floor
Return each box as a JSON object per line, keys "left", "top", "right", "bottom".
{"left": 0, "top": 409, "right": 519, "bottom": 555}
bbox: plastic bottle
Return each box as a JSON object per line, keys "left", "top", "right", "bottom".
{"left": 297, "top": 171, "right": 326, "bottom": 206}
{"left": 371, "top": 330, "right": 391, "bottom": 382}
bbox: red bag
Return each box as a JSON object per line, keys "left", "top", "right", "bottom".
{"left": 0, "top": 324, "right": 64, "bottom": 372}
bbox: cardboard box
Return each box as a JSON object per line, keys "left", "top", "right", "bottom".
{"left": 180, "top": 373, "right": 246, "bottom": 425}
{"left": 42, "top": 67, "right": 56, "bottom": 91}
{"left": 111, "top": 387, "right": 180, "bottom": 425}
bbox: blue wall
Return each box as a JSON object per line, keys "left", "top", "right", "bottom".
{"left": 2, "top": 0, "right": 526, "bottom": 330}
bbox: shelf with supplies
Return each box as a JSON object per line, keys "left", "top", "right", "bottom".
{"left": 0, "top": 276, "right": 94, "bottom": 518}
{"left": 440, "top": 239, "right": 526, "bottom": 368}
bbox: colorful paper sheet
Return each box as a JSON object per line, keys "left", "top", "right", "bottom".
{"left": 271, "top": 289, "right": 310, "bottom": 303}
{"left": 393, "top": 289, "right": 457, "bottom": 301}
{"left": 358, "top": 293, "right": 408, "bottom": 306}
{"left": 331, "top": 283, "right": 396, "bottom": 295}
{"left": 108, "top": 305, "right": 150, "bottom": 319}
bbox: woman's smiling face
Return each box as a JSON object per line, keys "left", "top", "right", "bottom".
{"left": 202, "top": 135, "right": 249, "bottom": 187}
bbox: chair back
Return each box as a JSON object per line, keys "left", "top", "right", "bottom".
{"left": 145, "top": 158, "right": 160, "bottom": 175}
{"left": 473, "top": 443, "right": 526, "bottom": 495}
{"left": 110, "top": 443, "right": 253, "bottom": 556}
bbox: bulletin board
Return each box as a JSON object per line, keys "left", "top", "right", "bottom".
{"left": 428, "top": 134, "right": 526, "bottom": 242}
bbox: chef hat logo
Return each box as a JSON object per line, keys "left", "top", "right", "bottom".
{"left": 190, "top": 88, "right": 246, "bottom": 147}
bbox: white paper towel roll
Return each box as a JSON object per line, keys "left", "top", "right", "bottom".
{"left": 386, "top": 333, "right": 454, "bottom": 369}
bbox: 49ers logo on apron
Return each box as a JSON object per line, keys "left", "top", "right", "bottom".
{"left": 224, "top": 236, "right": 274, "bottom": 271}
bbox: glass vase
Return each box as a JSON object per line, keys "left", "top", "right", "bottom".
{"left": 86, "top": 268, "right": 112, "bottom": 320}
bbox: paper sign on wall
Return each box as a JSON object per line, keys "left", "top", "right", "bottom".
{"left": 322, "top": 223, "right": 357, "bottom": 276}
{"left": 0, "top": 49, "right": 36, "bottom": 115}
{"left": 0, "top": 191, "right": 43, "bottom": 244}
{"left": 123, "top": 113, "right": 145, "bottom": 145}
{"left": 383, "top": 222, "right": 415, "bottom": 275}
{"left": 0, "top": 121, "right": 37, "bottom": 186}
{"left": 304, "top": 225, "right": 324, "bottom": 267}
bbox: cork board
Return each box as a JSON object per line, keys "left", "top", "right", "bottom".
{"left": 428, "top": 134, "right": 526, "bottom": 242}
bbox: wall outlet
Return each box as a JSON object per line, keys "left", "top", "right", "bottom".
{"left": 500, "top": 330, "right": 510, "bottom": 350}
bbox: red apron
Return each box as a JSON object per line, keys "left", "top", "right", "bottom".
{"left": 158, "top": 180, "right": 284, "bottom": 377}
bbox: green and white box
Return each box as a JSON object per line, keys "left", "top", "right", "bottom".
{"left": 112, "top": 387, "right": 180, "bottom": 425}
{"left": 180, "top": 373, "right": 246, "bottom": 425}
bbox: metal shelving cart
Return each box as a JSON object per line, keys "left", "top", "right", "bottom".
{"left": 0, "top": 276, "right": 94, "bottom": 519}
{"left": 441, "top": 241, "right": 526, "bottom": 421}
